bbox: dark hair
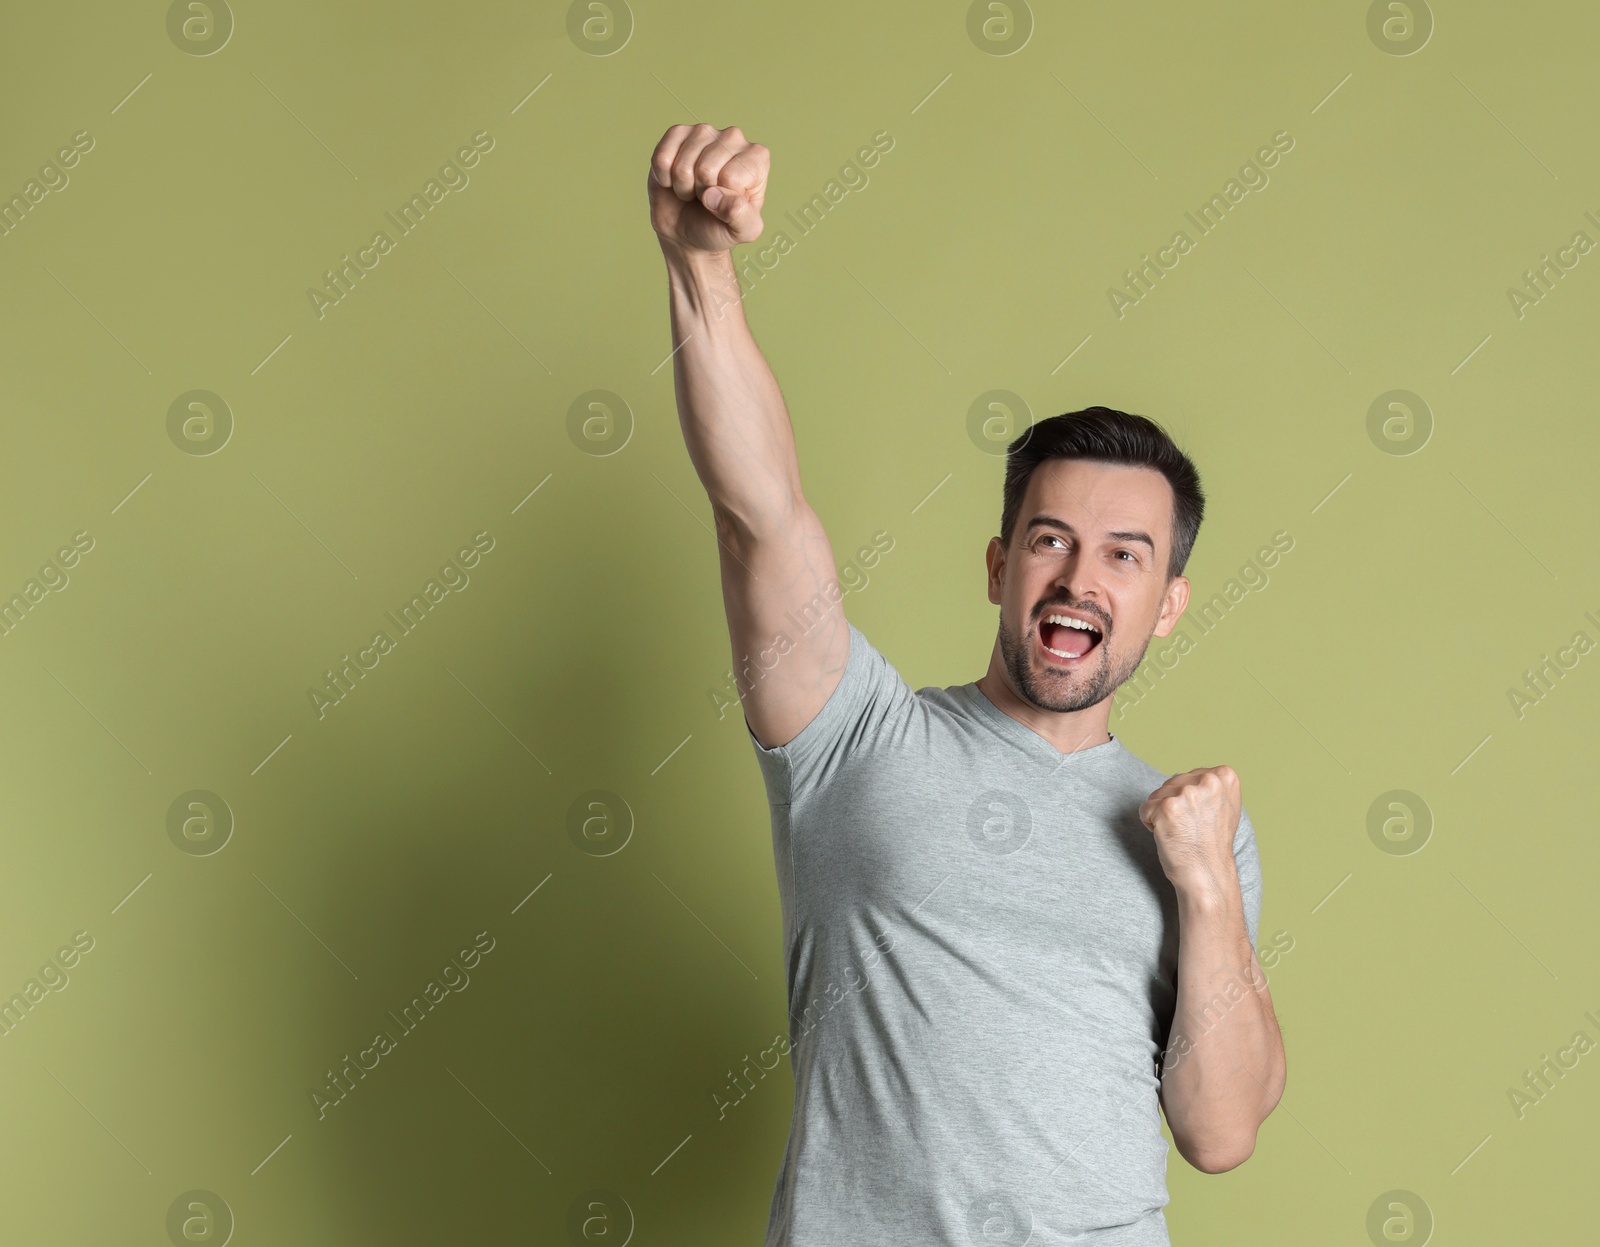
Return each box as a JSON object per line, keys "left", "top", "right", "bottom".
{"left": 1000, "top": 406, "right": 1206, "bottom": 580}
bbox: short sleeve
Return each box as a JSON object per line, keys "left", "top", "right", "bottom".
{"left": 1233, "top": 805, "right": 1264, "bottom": 949}
{"left": 745, "top": 622, "right": 913, "bottom": 806}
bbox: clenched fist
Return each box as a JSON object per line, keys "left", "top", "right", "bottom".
{"left": 1138, "top": 765, "right": 1243, "bottom": 898}
{"left": 648, "top": 123, "right": 769, "bottom": 254}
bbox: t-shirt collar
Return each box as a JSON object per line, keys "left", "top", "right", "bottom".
{"left": 957, "top": 679, "right": 1123, "bottom": 769}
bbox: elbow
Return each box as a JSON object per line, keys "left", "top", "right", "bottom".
{"left": 710, "top": 492, "right": 808, "bottom": 549}
{"left": 1175, "top": 1063, "right": 1285, "bottom": 1174}
{"left": 1171, "top": 1046, "right": 1286, "bottom": 1175}
{"left": 1180, "top": 1133, "right": 1256, "bottom": 1174}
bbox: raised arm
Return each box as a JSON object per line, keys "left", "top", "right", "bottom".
{"left": 648, "top": 123, "right": 850, "bottom": 748}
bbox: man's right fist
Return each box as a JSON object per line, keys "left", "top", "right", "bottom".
{"left": 648, "top": 123, "right": 768, "bottom": 254}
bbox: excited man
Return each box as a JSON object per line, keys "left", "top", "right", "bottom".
{"left": 648, "top": 123, "right": 1286, "bottom": 1246}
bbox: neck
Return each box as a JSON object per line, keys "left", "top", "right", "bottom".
{"left": 976, "top": 641, "right": 1114, "bottom": 755}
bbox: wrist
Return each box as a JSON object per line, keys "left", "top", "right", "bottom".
{"left": 1172, "top": 864, "right": 1242, "bottom": 917}
{"left": 659, "top": 236, "right": 734, "bottom": 277}
{"left": 659, "top": 240, "right": 743, "bottom": 319}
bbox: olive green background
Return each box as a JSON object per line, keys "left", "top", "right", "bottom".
{"left": 1, "top": 0, "right": 1595, "bottom": 1243}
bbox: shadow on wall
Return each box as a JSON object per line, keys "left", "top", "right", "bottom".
{"left": 270, "top": 608, "right": 788, "bottom": 1241}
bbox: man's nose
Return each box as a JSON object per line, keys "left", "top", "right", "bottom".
{"left": 1051, "top": 555, "right": 1101, "bottom": 603}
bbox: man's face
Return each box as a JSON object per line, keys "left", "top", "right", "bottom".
{"left": 985, "top": 458, "right": 1189, "bottom": 713}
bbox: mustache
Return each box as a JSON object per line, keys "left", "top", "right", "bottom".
{"left": 1031, "top": 597, "right": 1111, "bottom": 633}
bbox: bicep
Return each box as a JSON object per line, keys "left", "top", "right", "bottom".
{"left": 715, "top": 499, "right": 850, "bottom": 749}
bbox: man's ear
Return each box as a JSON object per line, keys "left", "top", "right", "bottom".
{"left": 985, "top": 535, "right": 1006, "bottom": 606}
{"left": 1153, "top": 574, "right": 1190, "bottom": 637}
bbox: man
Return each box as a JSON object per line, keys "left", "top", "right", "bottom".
{"left": 648, "top": 122, "right": 1287, "bottom": 1246}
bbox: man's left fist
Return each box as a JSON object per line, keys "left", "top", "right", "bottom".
{"left": 1138, "top": 766, "right": 1242, "bottom": 896}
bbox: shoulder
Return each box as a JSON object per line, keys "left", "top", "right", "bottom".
{"left": 841, "top": 625, "right": 976, "bottom": 724}
{"left": 912, "top": 682, "right": 973, "bottom": 718}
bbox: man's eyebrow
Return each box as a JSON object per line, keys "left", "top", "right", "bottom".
{"left": 1107, "top": 529, "right": 1157, "bottom": 553}
{"left": 1024, "top": 514, "right": 1156, "bottom": 553}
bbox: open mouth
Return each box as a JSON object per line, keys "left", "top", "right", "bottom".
{"left": 1037, "top": 611, "right": 1104, "bottom": 663}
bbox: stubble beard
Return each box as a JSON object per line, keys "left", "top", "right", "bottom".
{"left": 996, "top": 604, "right": 1152, "bottom": 715}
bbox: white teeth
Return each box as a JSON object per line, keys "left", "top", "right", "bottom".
{"left": 1045, "top": 613, "right": 1100, "bottom": 634}
{"left": 1041, "top": 613, "right": 1100, "bottom": 659}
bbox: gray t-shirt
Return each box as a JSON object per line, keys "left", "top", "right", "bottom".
{"left": 747, "top": 623, "right": 1263, "bottom": 1246}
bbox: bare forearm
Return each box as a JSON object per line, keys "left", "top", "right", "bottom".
{"left": 660, "top": 241, "right": 802, "bottom": 538}
{"left": 646, "top": 123, "right": 850, "bottom": 746}
{"left": 1159, "top": 885, "right": 1287, "bottom": 1172}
